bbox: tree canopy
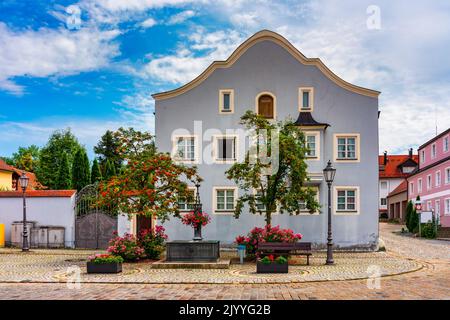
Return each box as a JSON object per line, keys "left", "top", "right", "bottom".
{"left": 226, "top": 111, "right": 320, "bottom": 225}
{"left": 94, "top": 130, "right": 123, "bottom": 170}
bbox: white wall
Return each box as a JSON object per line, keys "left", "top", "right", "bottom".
{"left": 0, "top": 195, "right": 76, "bottom": 247}
{"left": 379, "top": 178, "right": 404, "bottom": 211}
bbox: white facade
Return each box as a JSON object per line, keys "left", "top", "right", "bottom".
{"left": 379, "top": 178, "right": 404, "bottom": 213}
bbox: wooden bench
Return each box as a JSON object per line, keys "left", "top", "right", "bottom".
{"left": 257, "top": 242, "right": 312, "bottom": 265}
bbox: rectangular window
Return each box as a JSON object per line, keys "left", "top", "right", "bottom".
{"left": 432, "top": 143, "right": 437, "bottom": 159}
{"left": 380, "top": 198, "right": 387, "bottom": 206}
{"left": 178, "top": 189, "right": 195, "bottom": 211}
{"left": 299, "top": 87, "right": 314, "bottom": 111}
{"left": 335, "top": 187, "right": 359, "bottom": 213}
{"left": 380, "top": 181, "right": 387, "bottom": 189}
{"left": 446, "top": 168, "right": 450, "bottom": 184}
{"left": 418, "top": 178, "right": 422, "bottom": 192}
{"left": 335, "top": 134, "right": 359, "bottom": 161}
{"left": 420, "top": 150, "right": 425, "bottom": 164}
{"left": 445, "top": 198, "right": 450, "bottom": 215}
{"left": 435, "top": 200, "right": 440, "bottom": 216}
{"left": 409, "top": 182, "right": 414, "bottom": 194}
{"left": 214, "top": 135, "right": 237, "bottom": 162}
{"left": 444, "top": 136, "right": 449, "bottom": 152}
{"left": 219, "top": 89, "right": 234, "bottom": 113}
{"left": 306, "top": 135, "right": 316, "bottom": 157}
{"left": 214, "top": 187, "right": 236, "bottom": 212}
{"left": 173, "top": 136, "right": 196, "bottom": 162}
{"left": 298, "top": 187, "right": 319, "bottom": 214}
{"left": 436, "top": 171, "right": 441, "bottom": 187}
{"left": 427, "top": 174, "right": 432, "bottom": 190}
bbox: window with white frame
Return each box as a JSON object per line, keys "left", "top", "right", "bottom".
{"left": 335, "top": 135, "right": 359, "bottom": 161}
{"left": 380, "top": 198, "right": 387, "bottom": 206}
{"left": 445, "top": 198, "right": 450, "bottom": 215}
{"left": 435, "top": 200, "right": 440, "bottom": 216}
{"left": 178, "top": 189, "right": 195, "bottom": 211}
{"left": 335, "top": 187, "right": 359, "bottom": 213}
{"left": 214, "top": 136, "right": 237, "bottom": 162}
{"left": 214, "top": 188, "right": 236, "bottom": 212}
{"left": 427, "top": 174, "right": 432, "bottom": 190}
{"left": 436, "top": 171, "right": 441, "bottom": 187}
{"left": 305, "top": 132, "right": 319, "bottom": 158}
{"left": 420, "top": 150, "right": 425, "bottom": 163}
{"left": 219, "top": 89, "right": 234, "bottom": 113}
{"left": 380, "top": 181, "right": 387, "bottom": 189}
{"left": 444, "top": 136, "right": 449, "bottom": 153}
{"left": 427, "top": 200, "right": 432, "bottom": 211}
{"left": 432, "top": 143, "right": 437, "bottom": 159}
{"left": 299, "top": 87, "right": 314, "bottom": 111}
{"left": 298, "top": 187, "right": 319, "bottom": 213}
{"left": 409, "top": 182, "right": 414, "bottom": 194}
{"left": 418, "top": 178, "right": 422, "bottom": 192}
{"left": 173, "top": 136, "right": 196, "bottom": 162}
{"left": 446, "top": 167, "right": 450, "bottom": 184}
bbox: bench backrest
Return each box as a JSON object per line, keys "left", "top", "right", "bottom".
{"left": 258, "top": 242, "right": 311, "bottom": 251}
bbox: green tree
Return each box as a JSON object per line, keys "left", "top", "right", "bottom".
{"left": 36, "top": 129, "right": 81, "bottom": 189}
{"left": 55, "top": 152, "right": 71, "bottom": 189}
{"left": 11, "top": 145, "right": 40, "bottom": 172}
{"left": 94, "top": 130, "right": 123, "bottom": 170}
{"left": 226, "top": 111, "right": 320, "bottom": 225}
{"left": 91, "top": 159, "right": 102, "bottom": 184}
{"left": 405, "top": 200, "right": 414, "bottom": 232}
{"left": 72, "top": 148, "right": 91, "bottom": 191}
{"left": 113, "top": 127, "right": 156, "bottom": 161}
{"left": 408, "top": 196, "right": 420, "bottom": 233}
{"left": 104, "top": 159, "right": 117, "bottom": 180}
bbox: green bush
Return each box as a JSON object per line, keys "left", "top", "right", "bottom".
{"left": 420, "top": 223, "right": 436, "bottom": 239}
{"left": 138, "top": 226, "right": 168, "bottom": 260}
{"left": 88, "top": 254, "right": 124, "bottom": 264}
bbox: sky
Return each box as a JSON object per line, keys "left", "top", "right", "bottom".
{"left": 1, "top": 0, "right": 450, "bottom": 159}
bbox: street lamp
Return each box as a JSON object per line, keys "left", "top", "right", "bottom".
{"left": 323, "top": 160, "right": 336, "bottom": 265}
{"left": 18, "top": 173, "right": 29, "bottom": 252}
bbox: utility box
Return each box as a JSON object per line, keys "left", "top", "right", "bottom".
{"left": 11, "top": 221, "right": 37, "bottom": 248}
{"left": 31, "top": 226, "right": 65, "bottom": 248}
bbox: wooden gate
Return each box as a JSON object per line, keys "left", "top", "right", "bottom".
{"left": 75, "top": 184, "right": 118, "bottom": 249}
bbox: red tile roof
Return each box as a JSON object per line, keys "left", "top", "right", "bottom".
{"left": 387, "top": 180, "right": 408, "bottom": 198}
{"left": 11, "top": 168, "right": 44, "bottom": 190}
{"left": 0, "top": 159, "right": 14, "bottom": 172}
{"left": 379, "top": 155, "right": 418, "bottom": 178}
{"left": 0, "top": 190, "right": 76, "bottom": 198}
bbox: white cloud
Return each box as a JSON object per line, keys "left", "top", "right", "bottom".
{"left": 140, "top": 17, "right": 157, "bottom": 28}
{"left": 167, "top": 10, "right": 196, "bottom": 25}
{"left": 0, "top": 23, "right": 121, "bottom": 95}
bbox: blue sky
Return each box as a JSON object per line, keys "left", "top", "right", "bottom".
{"left": 1, "top": 0, "right": 450, "bottom": 159}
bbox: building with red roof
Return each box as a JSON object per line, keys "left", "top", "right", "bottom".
{"left": 379, "top": 150, "right": 418, "bottom": 217}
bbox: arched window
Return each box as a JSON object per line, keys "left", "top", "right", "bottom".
{"left": 257, "top": 94, "right": 274, "bottom": 119}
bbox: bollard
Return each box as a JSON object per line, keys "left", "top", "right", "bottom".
{"left": 237, "top": 244, "right": 246, "bottom": 264}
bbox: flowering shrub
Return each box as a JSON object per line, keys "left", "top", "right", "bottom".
{"left": 181, "top": 211, "right": 210, "bottom": 228}
{"left": 259, "top": 255, "right": 287, "bottom": 265}
{"left": 107, "top": 233, "right": 145, "bottom": 262}
{"left": 235, "top": 225, "right": 302, "bottom": 255}
{"left": 88, "top": 254, "right": 124, "bottom": 264}
{"left": 138, "top": 226, "right": 168, "bottom": 259}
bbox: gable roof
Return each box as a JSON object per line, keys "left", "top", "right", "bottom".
{"left": 387, "top": 180, "right": 407, "bottom": 198}
{"left": 0, "top": 159, "right": 14, "bottom": 172}
{"left": 152, "top": 30, "right": 380, "bottom": 101}
{"left": 379, "top": 155, "right": 419, "bottom": 178}
{"left": 418, "top": 127, "right": 450, "bottom": 150}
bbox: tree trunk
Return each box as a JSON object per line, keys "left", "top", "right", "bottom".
{"left": 265, "top": 211, "right": 272, "bottom": 226}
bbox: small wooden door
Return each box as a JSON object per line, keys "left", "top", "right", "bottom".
{"left": 137, "top": 215, "right": 153, "bottom": 233}
{"left": 258, "top": 95, "right": 274, "bottom": 119}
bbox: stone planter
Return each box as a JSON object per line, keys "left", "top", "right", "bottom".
{"left": 256, "top": 261, "right": 288, "bottom": 273}
{"left": 87, "top": 262, "right": 122, "bottom": 274}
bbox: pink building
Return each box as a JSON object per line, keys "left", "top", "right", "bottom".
{"left": 407, "top": 128, "right": 450, "bottom": 227}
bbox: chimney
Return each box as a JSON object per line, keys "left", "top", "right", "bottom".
{"left": 409, "top": 148, "right": 413, "bottom": 158}
{"left": 383, "top": 151, "right": 388, "bottom": 165}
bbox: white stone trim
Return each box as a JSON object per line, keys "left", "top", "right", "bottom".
{"left": 333, "top": 186, "right": 360, "bottom": 215}
{"left": 212, "top": 186, "right": 238, "bottom": 215}
{"left": 333, "top": 133, "right": 361, "bottom": 163}
{"left": 212, "top": 134, "right": 239, "bottom": 164}
{"left": 304, "top": 131, "right": 320, "bottom": 161}
{"left": 298, "top": 87, "right": 314, "bottom": 112}
{"left": 171, "top": 134, "right": 200, "bottom": 164}
{"left": 219, "top": 89, "right": 234, "bottom": 114}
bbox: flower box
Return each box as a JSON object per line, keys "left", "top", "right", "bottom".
{"left": 87, "top": 261, "right": 122, "bottom": 274}
{"left": 256, "top": 261, "right": 288, "bottom": 273}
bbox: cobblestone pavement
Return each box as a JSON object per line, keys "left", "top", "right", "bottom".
{"left": 0, "top": 223, "right": 448, "bottom": 299}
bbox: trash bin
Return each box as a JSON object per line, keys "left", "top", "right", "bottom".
{"left": 237, "top": 244, "right": 246, "bottom": 264}
{"left": 0, "top": 224, "right": 4, "bottom": 247}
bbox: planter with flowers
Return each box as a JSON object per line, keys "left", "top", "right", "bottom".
{"left": 181, "top": 210, "right": 211, "bottom": 241}
{"left": 256, "top": 255, "right": 288, "bottom": 273}
{"left": 87, "top": 254, "right": 124, "bottom": 273}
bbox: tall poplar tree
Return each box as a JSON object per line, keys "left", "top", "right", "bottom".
{"left": 55, "top": 152, "right": 71, "bottom": 189}
{"left": 72, "top": 148, "right": 91, "bottom": 191}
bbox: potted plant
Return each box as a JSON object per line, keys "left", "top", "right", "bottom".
{"left": 181, "top": 210, "right": 210, "bottom": 241}
{"left": 257, "top": 255, "right": 288, "bottom": 273}
{"left": 87, "top": 254, "right": 124, "bottom": 274}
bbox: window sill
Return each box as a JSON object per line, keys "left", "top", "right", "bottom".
{"left": 335, "top": 210, "right": 359, "bottom": 215}
{"left": 214, "top": 210, "right": 235, "bottom": 215}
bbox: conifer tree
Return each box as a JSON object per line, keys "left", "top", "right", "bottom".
{"left": 72, "top": 148, "right": 91, "bottom": 191}
{"left": 55, "top": 152, "right": 71, "bottom": 189}
{"left": 91, "top": 159, "right": 102, "bottom": 184}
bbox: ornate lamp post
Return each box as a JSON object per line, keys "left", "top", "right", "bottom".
{"left": 192, "top": 183, "right": 203, "bottom": 241}
{"left": 323, "top": 160, "right": 336, "bottom": 265}
{"left": 18, "top": 173, "right": 30, "bottom": 252}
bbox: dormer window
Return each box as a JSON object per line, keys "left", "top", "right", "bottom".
{"left": 299, "top": 87, "right": 314, "bottom": 112}
{"left": 219, "top": 89, "right": 234, "bottom": 114}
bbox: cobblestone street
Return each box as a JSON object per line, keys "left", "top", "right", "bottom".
{"left": 0, "top": 223, "right": 449, "bottom": 299}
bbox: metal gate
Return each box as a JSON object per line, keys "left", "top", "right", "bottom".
{"left": 75, "top": 184, "right": 118, "bottom": 249}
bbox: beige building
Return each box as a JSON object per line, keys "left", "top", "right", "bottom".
{"left": 386, "top": 180, "right": 408, "bottom": 222}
